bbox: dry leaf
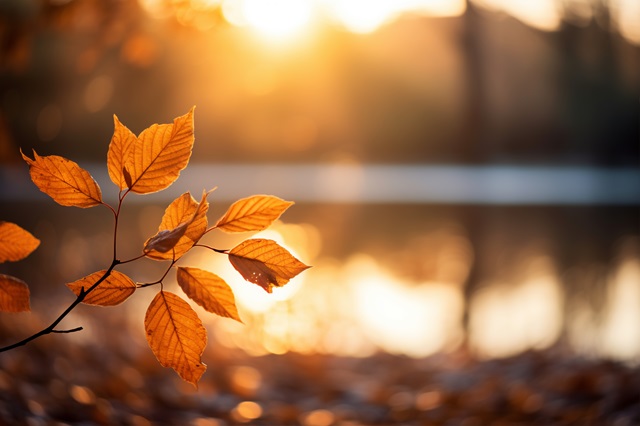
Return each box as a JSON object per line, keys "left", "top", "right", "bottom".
{"left": 125, "top": 107, "right": 195, "bottom": 194}
{"left": 228, "top": 239, "right": 309, "bottom": 293}
{"left": 0, "top": 221, "right": 40, "bottom": 263}
{"left": 66, "top": 270, "right": 136, "bottom": 306}
{"left": 107, "top": 115, "right": 137, "bottom": 190}
{"left": 21, "top": 149, "right": 103, "bottom": 208}
{"left": 215, "top": 195, "right": 294, "bottom": 233}
{"left": 0, "top": 274, "right": 30, "bottom": 312}
{"left": 144, "top": 191, "right": 209, "bottom": 260}
{"left": 145, "top": 291, "right": 207, "bottom": 386}
{"left": 177, "top": 267, "right": 242, "bottom": 323}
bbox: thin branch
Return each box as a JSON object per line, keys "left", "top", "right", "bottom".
{"left": 194, "top": 243, "right": 228, "bottom": 254}
{"left": 51, "top": 327, "right": 83, "bottom": 334}
{"left": 0, "top": 259, "right": 120, "bottom": 353}
{"left": 136, "top": 259, "right": 177, "bottom": 288}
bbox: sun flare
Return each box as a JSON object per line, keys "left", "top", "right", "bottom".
{"left": 241, "top": 0, "right": 315, "bottom": 40}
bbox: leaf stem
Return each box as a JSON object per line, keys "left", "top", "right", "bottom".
{"left": 136, "top": 260, "right": 176, "bottom": 288}
{"left": 194, "top": 243, "right": 228, "bottom": 254}
{"left": 0, "top": 259, "right": 120, "bottom": 352}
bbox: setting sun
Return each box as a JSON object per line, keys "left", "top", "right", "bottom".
{"left": 241, "top": 0, "right": 315, "bottom": 40}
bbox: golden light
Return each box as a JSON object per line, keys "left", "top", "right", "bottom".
{"left": 240, "top": 0, "right": 315, "bottom": 40}
{"left": 327, "top": 0, "right": 397, "bottom": 34}
{"left": 469, "top": 258, "right": 564, "bottom": 358}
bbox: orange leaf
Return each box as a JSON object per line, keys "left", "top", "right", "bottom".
{"left": 145, "top": 291, "right": 207, "bottom": 387}
{"left": 215, "top": 195, "right": 294, "bottom": 233}
{"left": 125, "top": 107, "right": 195, "bottom": 194}
{"left": 228, "top": 239, "right": 309, "bottom": 293}
{"left": 0, "top": 222, "right": 40, "bottom": 263}
{"left": 0, "top": 274, "right": 30, "bottom": 312}
{"left": 107, "top": 115, "right": 137, "bottom": 190}
{"left": 144, "top": 190, "right": 209, "bottom": 260}
{"left": 177, "top": 267, "right": 242, "bottom": 323}
{"left": 66, "top": 270, "right": 136, "bottom": 306}
{"left": 21, "top": 149, "right": 102, "bottom": 208}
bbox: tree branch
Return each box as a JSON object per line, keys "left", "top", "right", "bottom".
{"left": 0, "top": 259, "right": 120, "bottom": 352}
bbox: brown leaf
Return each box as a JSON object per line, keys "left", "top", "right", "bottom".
{"left": 228, "top": 239, "right": 310, "bottom": 293}
{"left": 145, "top": 291, "right": 207, "bottom": 387}
{"left": 66, "top": 270, "right": 136, "bottom": 306}
{"left": 215, "top": 195, "right": 294, "bottom": 233}
{"left": 125, "top": 107, "right": 195, "bottom": 194}
{"left": 144, "top": 190, "right": 209, "bottom": 260}
{"left": 21, "top": 149, "right": 102, "bottom": 208}
{"left": 0, "top": 222, "right": 40, "bottom": 263}
{"left": 107, "top": 115, "right": 137, "bottom": 190}
{"left": 177, "top": 267, "right": 242, "bottom": 323}
{"left": 0, "top": 274, "right": 30, "bottom": 312}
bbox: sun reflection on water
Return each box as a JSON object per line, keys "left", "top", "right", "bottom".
{"left": 180, "top": 223, "right": 640, "bottom": 362}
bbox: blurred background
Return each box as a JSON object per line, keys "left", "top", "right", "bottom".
{"left": 0, "top": 0, "right": 639, "bottom": 424}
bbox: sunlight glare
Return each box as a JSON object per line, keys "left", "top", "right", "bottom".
{"left": 241, "top": 0, "right": 314, "bottom": 40}
{"left": 327, "top": 0, "right": 397, "bottom": 34}
{"left": 348, "top": 255, "right": 464, "bottom": 357}
{"left": 469, "top": 262, "right": 564, "bottom": 358}
{"left": 614, "top": 0, "right": 640, "bottom": 45}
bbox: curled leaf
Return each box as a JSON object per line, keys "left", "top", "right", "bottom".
{"left": 125, "top": 107, "right": 195, "bottom": 194}
{"left": 228, "top": 239, "right": 310, "bottom": 293}
{"left": 107, "top": 115, "right": 137, "bottom": 190}
{"left": 144, "top": 190, "right": 210, "bottom": 260}
{"left": 177, "top": 267, "right": 242, "bottom": 323}
{"left": 215, "top": 195, "right": 294, "bottom": 233}
{"left": 0, "top": 274, "right": 30, "bottom": 312}
{"left": 66, "top": 270, "right": 136, "bottom": 306}
{"left": 0, "top": 222, "right": 40, "bottom": 263}
{"left": 21, "top": 149, "right": 102, "bottom": 208}
{"left": 145, "top": 291, "right": 207, "bottom": 387}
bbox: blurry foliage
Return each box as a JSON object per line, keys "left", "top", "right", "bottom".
{"left": 0, "top": 108, "right": 308, "bottom": 386}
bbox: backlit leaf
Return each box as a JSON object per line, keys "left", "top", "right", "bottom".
{"left": 0, "top": 222, "right": 40, "bottom": 263}
{"left": 66, "top": 270, "right": 136, "bottom": 306}
{"left": 215, "top": 195, "right": 294, "bottom": 233}
{"left": 145, "top": 291, "right": 207, "bottom": 387}
{"left": 0, "top": 274, "right": 30, "bottom": 312}
{"left": 228, "top": 239, "right": 310, "bottom": 293}
{"left": 107, "top": 115, "right": 137, "bottom": 190}
{"left": 125, "top": 107, "right": 195, "bottom": 194}
{"left": 177, "top": 267, "right": 242, "bottom": 323}
{"left": 21, "top": 149, "right": 102, "bottom": 208}
{"left": 144, "top": 190, "right": 210, "bottom": 260}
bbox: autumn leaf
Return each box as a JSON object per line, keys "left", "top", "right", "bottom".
{"left": 215, "top": 195, "right": 294, "bottom": 233}
{"left": 107, "top": 115, "right": 137, "bottom": 190}
{"left": 0, "top": 274, "right": 30, "bottom": 312}
{"left": 144, "top": 190, "right": 210, "bottom": 260}
{"left": 228, "top": 239, "right": 309, "bottom": 293}
{"left": 66, "top": 270, "right": 136, "bottom": 306}
{"left": 125, "top": 107, "right": 195, "bottom": 194}
{"left": 177, "top": 267, "right": 242, "bottom": 323}
{"left": 0, "top": 222, "right": 40, "bottom": 263}
{"left": 21, "top": 149, "right": 102, "bottom": 208}
{"left": 145, "top": 291, "right": 207, "bottom": 386}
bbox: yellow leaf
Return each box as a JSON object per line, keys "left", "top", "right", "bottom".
{"left": 0, "top": 222, "right": 40, "bottom": 263}
{"left": 107, "top": 115, "right": 137, "bottom": 190}
{"left": 0, "top": 274, "right": 30, "bottom": 312}
{"left": 21, "top": 149, "right": 102, "bottom": 208}
{"left": 177, "top": 267, "right": 242, "bottom": 323}
{"left": 228, "top": 239, "right": 309, "bottom": 293}
{"left": 215, "top": 195, "right": 294, "bottom": 233}
{"left": 145, "top": 291, "right": 207, "bottom": 387}
{"left": 144, "top": 190, "right": 209, "bottom": 260}
{"left": 66, "top": 270, "right": 136, "bottom": 306}
{"left": 125, "top": 107, "right": 195, "bottom": 194}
